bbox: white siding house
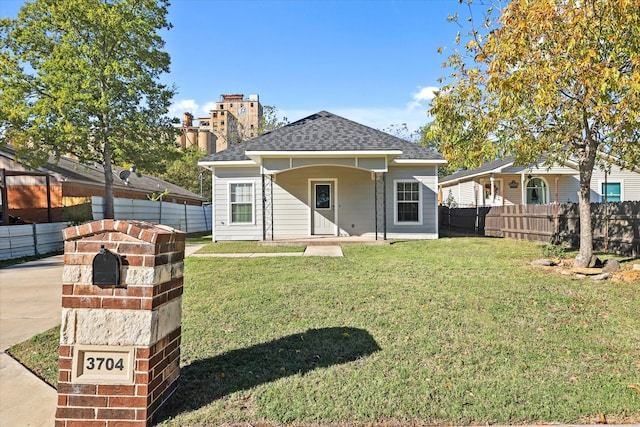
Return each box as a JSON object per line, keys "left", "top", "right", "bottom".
{"left": 440, "top": 157, "right": 640, "bottom": 207}
{"left": 199, "top": 111, "right": 446, "bottom": 241}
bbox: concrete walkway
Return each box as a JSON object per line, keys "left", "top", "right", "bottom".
{"left": 190, "top": 245, "right": 344, "bottom": 257}
{"left": 303, "top": 245, "right": 343, "bottom": 256}
{"left": 0, "top": 243, "right": 343, "bottom": 427}
{"left": 0, "top": 254, "right": 62, "bottom": 427}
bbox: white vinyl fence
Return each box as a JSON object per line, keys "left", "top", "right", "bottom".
{"left": 1, "top": 198, "right": 211, "bottom": 261}
{"left": 91, "top": 197, "right": 212, "bottom": 233}
{"left": 0, "top": 222, "right": 67, "bottom": 260}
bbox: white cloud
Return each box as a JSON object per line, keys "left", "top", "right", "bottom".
{"left": 201, "top": 101, "right": 217, "bottom": 114}
{"left": 168, "top": 99, "right": 224, "bottom": 120}
{"left": 414, "top": 86, "right": 439, "bottom": 102}
{"left": 408, "top": 86, "right": 439, "bottom": 110}
{"left": 168, "top": 99, "right": 199, "bottom": 118}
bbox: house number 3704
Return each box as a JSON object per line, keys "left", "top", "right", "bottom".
{"left": 85, "top": 357, "right": 125, "bottom": 371}
{"left": 72, "top": 346, "right": 134, "bottom": 384}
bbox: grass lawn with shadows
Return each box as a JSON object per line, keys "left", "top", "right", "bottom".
{"left": 8, "top": 237, "right": 640, "bottom": 425}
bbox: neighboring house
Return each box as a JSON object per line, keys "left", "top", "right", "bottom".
{"left": 1, "top": 145, "right": 205, "bottom": 224}
{"left": 440, "top": 156, "right": 640, "bottom": 207}
{"left": 198, "top": 111, "right": 446, "bottom": 241}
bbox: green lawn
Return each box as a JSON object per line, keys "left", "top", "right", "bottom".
{"left": 9, "top": 237, "right": 640, "bottom": 426}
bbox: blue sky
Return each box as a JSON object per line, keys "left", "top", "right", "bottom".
{"left": 0, "top": 0, "right": 470, "bottom": 135}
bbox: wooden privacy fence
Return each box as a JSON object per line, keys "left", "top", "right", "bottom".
{"left": 440, "top": 201, "right": 640, "bottom": 257}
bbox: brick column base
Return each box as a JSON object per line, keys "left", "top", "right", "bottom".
{"left": 56, "top": 220, "right": 184, "bottom": 427}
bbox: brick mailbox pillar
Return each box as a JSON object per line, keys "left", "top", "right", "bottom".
{"left": 56, "top": 220, "right": 185, "bottom": 427}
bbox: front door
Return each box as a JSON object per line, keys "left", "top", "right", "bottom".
{"left": 312, "top": 182, "right": 336, "bottom": 235}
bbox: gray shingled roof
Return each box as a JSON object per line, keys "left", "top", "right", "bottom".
{"left": 201, "top": 111, "right": 444, "bottom": 162}
{"left": 1, "top": 145, "right": 204, "bottom": 201}
{"left": 440, "top": 156, "right": 516, "bottom": 184}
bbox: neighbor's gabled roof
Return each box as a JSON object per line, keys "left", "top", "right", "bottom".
{"left": 439, "top": 157, "right": 517, "bottom": 184}
{"left": 441, "top": 151, "right": 640, "bottom": 186}
{"left": 0, "top": 145, "right": 204, "bottom": 201}
{"left": 199, "top": 111, "right": 445, "bottom": 165}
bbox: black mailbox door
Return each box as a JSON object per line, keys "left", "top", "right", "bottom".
{"left": 92, "top": 247, "right": 121, "bottom": 286}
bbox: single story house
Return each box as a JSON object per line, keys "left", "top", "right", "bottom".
{"left": 198, "top": 111, "right": 446, "bottom": 241}
{"left": 1, "top": 145, "right": 205, "bottom": 224}
{"left": 440, "top": 156, "right": 640, "bottom": 207}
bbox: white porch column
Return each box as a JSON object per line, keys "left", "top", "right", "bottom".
{"left": 490, "top": 174, "right": 495, "bottom": 205}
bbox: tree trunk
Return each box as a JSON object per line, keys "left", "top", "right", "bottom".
{"left": 573, "top": 139, "right": 597, "bottom": 268}
{"left": 103, "top": 140, "right": 115, "bottom": 219}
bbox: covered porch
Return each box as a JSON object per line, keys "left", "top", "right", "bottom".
{"left": 257, "top": 151, "right": 397, "bottom": 241}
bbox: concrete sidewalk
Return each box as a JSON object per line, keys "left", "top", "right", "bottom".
{"left": 0, "top": 254, "right": 63, "bottom": 427}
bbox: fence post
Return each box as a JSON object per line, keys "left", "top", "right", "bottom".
{"left": 604, "top": 200, "right": 609, "bottom": 253}
{"left": 202, "top": 204, "right": 209, "bottom": 231}
{"left": 554, "top": 202, "right": 559, "bottom": 244}
{"left": 184, "top": 202, "right": 188, "bottom": 233}
{"left": 32, "top": 223, "right": 39, "bottom": 256}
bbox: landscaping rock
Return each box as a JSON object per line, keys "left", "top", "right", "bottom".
{"left": 588, "top": 255, "right": 604, "bottom": 268}
{"left": 571, "top": 267, "right": 604, "bottom": 275}
{"left": 591, "top": 273, "right": 610, "bottom": 281}
{"left": 532, "top": 259, "right": 556, "bottom": 266}
{"left": 633, "top": 263, "right": 640, "bottom": 271}
{"left": 603, "top": 259, "right": 621, "bottom": 272}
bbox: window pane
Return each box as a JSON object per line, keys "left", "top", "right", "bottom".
{"left": 230, "top": 183, "right": 253, "bottom": 223}
{"left": 232, "top": 204, "right": 252, "bottom": 222}
{"left": 398, "top": 202, "right": 418, "bottom": 222}
{"left": 602, "top": 183, "right": 621, "bottom": 202}
{"left": 396, "top": 181, "right": 420, "bottom": 222}
{"left": 526, "top": 178, "right": 547, "bottom": 204}
{"left": 315, "top": 184, "right": 331, "bottom": 209}
{"left": 231, "top": 183, "right": 251, "bottom": 203}
{"left": 397, "top": 182, "right": 419, "bottom": 201}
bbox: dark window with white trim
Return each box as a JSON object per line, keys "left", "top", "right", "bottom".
{"left": 230, "top": 182, "right": 253, "bottom": 223}
{"left": 526, "top": 177, "right": 547, "bottom": 204}
{"left": 396, "top": 181, "right": 420, "bottom": 222}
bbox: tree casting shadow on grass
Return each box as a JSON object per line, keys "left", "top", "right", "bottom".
{"left": 157, "top": 326, "right": 380, "bottom": 422}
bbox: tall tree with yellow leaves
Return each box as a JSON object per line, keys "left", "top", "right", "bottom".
{"left": 430, "top": 0, "right": 640, "bottom": 267}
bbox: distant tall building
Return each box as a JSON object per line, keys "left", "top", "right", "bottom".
{"left": 175, "top": 94, "right": 263, "bottom": 154}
